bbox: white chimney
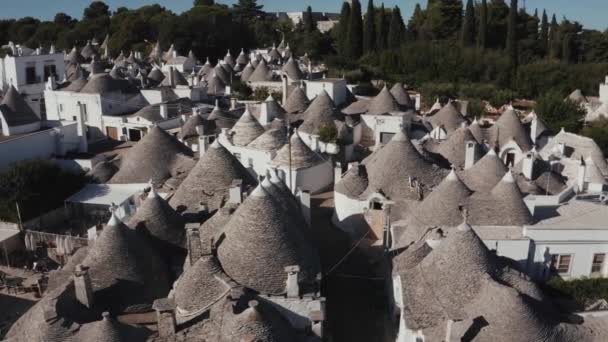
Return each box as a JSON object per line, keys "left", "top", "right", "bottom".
{"left": 334, "top": 161, "right": 343, "bottom": 184}
{"left": 522, "top": 151, "right": 535, "bottom": 180}
{"left": 464, "top": 141, "right": 478, "bottom": 170}
{"left": 285, "top": 265, "right": 300, "bottom": 298}
{"left": 228, "top": 180, "right": 243, "bottom": 204}
{"left": 46, "top": 76, "right": 57, "bottom": 90}
{"left": 281, "top": 73, "right": 288, "bottom": 105}
{"left": 168, "top": 66, "right": 176, "bottom": 88}
{"left": 298, "top": 189, "right": 311, "bottom": 226}
{"left": 530, "top": 112, "right": 539, "bottom": 144}
{"left": 230, "top": 97, "right": 237, "bottom": 110}
{"left": 159, "top": 103, "right": 169, "bottom": 120}
{"left": 576, "top": 157, "right": 586, "bottom": 193}
{"left": 74, "top": 264, "right": 94, "bottom": 308}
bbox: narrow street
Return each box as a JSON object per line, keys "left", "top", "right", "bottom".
{"left": 311, "top": 193, "right": 392, "bottom": 342}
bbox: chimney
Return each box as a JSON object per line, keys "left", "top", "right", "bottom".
{"left": 74, "top": 264, "right": 94, "bottom": 308}
{"left": 50, "top": 44, "right": 56, "bottom": 54}
{"left": 522, "top": 151, "right": 535, "bottom": 180}
{"left": 46, "top": 76, "right": 57, "bottom": 90}
{"left": 464, "top": 141, "right": 478, "bottom": 170}
{"left": 197, "top": 130, "right": 211, "bottom": 157}
{"left": 186, "top": 224, "right": 203, "bottom": 266}
{"left": 281, "top": 73, "right": 288, "bottom": 105}
{"left": 310, "top": 135, "right": 320, "bottom": 152}
{"left": 181, "top": 114, "right": 188, "bottom": 123}
{"left": 576, "top": 157, "right": 586, "bottom": 193}
{"left": 153, "top": 298, "right": 177, "bottom": 339}
{"left": 230, "top": 97, "right": 237, "bottom": 110}
{"left": 530, "top": 112, "right": 538, "bottom": 144}
{"left": 334, "top": 161, "right": 343, "bottom": 184}
{"left": 229, "top": 179, "right": 244, "bottom": 204}
{"left": 285, "top": 265, "right": 300, "bottom": 298}
{"left": 76, "top": 102, "right": 88, "bottom": 153}
{"left": 169, "top": 66, "right": 176, "bottom": 88}
{"left": 299, "top": 189, "right": 311, "bottom": 226}
{"left": 159, "top": 103, "right": 169, "bottom": 120}
{"left": 309, "top": 309, "right": 325, "bottom": 338}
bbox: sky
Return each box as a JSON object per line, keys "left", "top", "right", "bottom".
{"left": 0, "top": 0, "right": 606, "bottom": 31}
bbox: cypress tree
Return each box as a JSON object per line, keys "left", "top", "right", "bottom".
{"left": 303, "top": 6, "right": 315, "bottom": 32}
{"left": 387, "top": 6, "right": 404, "bottom": 49}
{"left": 478, "top": 0, "right": 488, "bottom": 49}
{"left": 408, "top": 3, "right": 425, "bottom": 39}
{"left": 548, "top": 14, "right": 559, "bottom": 59}
{"left": 461, "top": 0, "right": 476, "bottom": 47}
{"left": 337, "top": 2, "right": 351, "bottom": 55}
{"left": 506, "top": 0, "right": 518, "bottom": 66}
{"left": 539, "top": 9, "right": 548, "bottom": 56}
{"left": 347, "top": 0, "right": 364, "bottom": 58}
{"left": 364, "top": 0, "right": 376, "bottom": 53}
{"left": 377, "top": 3, "right": 387, "bottom": 49}
{"left": 562, "top": 32, "right": 573, "bottom": 63}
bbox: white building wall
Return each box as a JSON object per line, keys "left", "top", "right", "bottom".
{"left": 305, "top": 80, "right": 347, "bottom": 106}
{"left": 332, "top": 192, "right": 368, "bottom": 234}
{"left": 480, "top": 238, "right": 531, "bottom": 269}
{"left": 0, "top": 122, "right": 80, "bottom": 171}
{"left": 278, "top": 162, "right": 333, "bottom": 194}
{"left": 0, "top": 119, "right": 40, "bottom": 136}
{"left": 600, "top": 76, "right": 608, "bottom": 104}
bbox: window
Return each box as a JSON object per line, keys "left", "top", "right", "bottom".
{"left": 43, "top": 64, "right": 57, "bottom": 80}
{"left": 25, "top": 63, "right": 37, "bottom": 84}
{"left": 591, "top": 254, "right": 605, "bottom": 274}
{"left": 551, "top": 254, "right": 573, "bottom": 275}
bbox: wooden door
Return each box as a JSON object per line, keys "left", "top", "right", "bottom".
{"left": 106, "top": 126, "right": 119, "bottom": 140}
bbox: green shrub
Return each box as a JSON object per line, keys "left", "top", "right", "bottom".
{"left": 318, "top": 124, "right": 338, "bottom": 143}
{"left": 546, "top": 276, "right": 608, "bottom": 309}
{"left": 535, "top": 91, "right": 585, "bottom": 133}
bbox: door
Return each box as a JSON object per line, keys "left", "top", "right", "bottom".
{"left": 106, "top": 126, "right": 119, "bottom": 140}
{"left": 128, "top": 129, "right": 142, "bottom": 142}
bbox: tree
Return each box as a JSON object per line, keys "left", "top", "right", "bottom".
{"left": 548, "top": 14, "right": 559, "bottom": 59}
{"left": 478, "top": 0, "right": 488, "bottom": 49}
{"left": 425, "top": 0, "right": 463, "bottom": 40}
{"left": 506, "top": 0, "right": 518, "bottom": 66}
{"left": 337, "top": 2, "right": 351, "bottom": 55}
{"left": 387, "top": 6, "right": 404, "bottom": 49}
{"left": 487, "top": 0, "right": 509, "bottom": 49}
{"left": 535, "top": 91, "right": 585, "bottom": 133}
{"left": 84, "top": 1, "right": 110, "bottom": 20}
{"left": 363, "top": 0, "right": 376, "bottom": 53}
{"left": 347, "top": 0, "right": 364, "bottom": 58}
{"left": 303, "top": 6, "right": 315, "bottom": 32}
{"left": 408, "top": 3, "right": 425, "bottom": 40}
{"left": 54, "top": 13, "right": 75, "bottom": 27}
{"left": 0, "top": 160, "right": 88, "bottom": 222}
{"left": 194, "top": 0, "right": 215, "bottom": 6}
{"left": 461, "top": 0, "right": 476, "bottom": 47}
{"left": 540, "top": 9, "right": 548, "bottom": 56}
{"left": 376, "top": 3, "right": 387, "bottom": 49}
{"left": 233, "top": 0, "right": 263, "bottom": 20}
{"left": 582, "top": 118, "right": 608, "bottom": 156}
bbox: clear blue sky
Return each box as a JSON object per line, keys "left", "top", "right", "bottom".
{"left": 1, "top": 0, "right": 606, "bottom": 31}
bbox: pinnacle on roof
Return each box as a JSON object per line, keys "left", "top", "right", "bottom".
{"left": 236, "top": 48, "right": 249, "bottom": 65}
{"left": 216, "top": 183, "right": 320, "bottom": 294}
{"left": 284, "top": 85, "right": 310, "bottom": 114}
{"left": 272, "top": 130, "right": 325, "bottom": 169}
{"left": 223, "top": 49, "right": 235, "bottom": 67}
{"left": 169, "top": 139, "right": 256, "bottom": 212}
{"left": 231, "top": 108, "right": 265, "bottom": 146}
{"left": 367, "top": 86, "right": 401, "bottom": 115}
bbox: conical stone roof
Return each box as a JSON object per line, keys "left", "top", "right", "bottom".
{"left": 272, "top": 131, "right": 325, "bottom": 169}
{"left": 365, "top": 130, "right": 448, "bottom": 200}
{"left": 282, "top": 57, "right": 303, "bottom": 80}
{"left": 174, "top": 255, "right": 229, "bottom": 313}
{"left": 76, "top": 312, "right": 149, "bottom": 342}
{"left": 461, "top": 148, "right": 508, "bottom": 192}
{"left": 223, "top": 50, "right": 235, "bottom": 67}
{"left": 247, "top": 59, "right": 273, "bottom": 82}
{"left": 236, "top": 49, "right": 249, "bottom": 65}
{"left": 367, "top": 86, "right": 400, "bottom": 115}
{"left": 179, "top": 113, "right": 205, "bottom": 141}
{"left": 468, "top": 171, "right": 533, "bottom": 226}
{"left": 284, "top": 86, "right": 310, "bottom": 114}
{"left": 169, "top": 140, "right": 256, "bottom": 212}
{"left": 299, "top": 90, "right": 337, "bottom": 134}
{"left": 427, "top": 102, "right": 466, "bottom": 133}
{"left": 231, "top": 109, "right": 265, "bottom": 146}
{"left": 493, "top": 109, "right": 533, "bottom": 151}
{"left": 127, "top": 186, "right": 186, "bottom": 249}
{"left": 434, "top": 127, "right": 479, "bottom": 169}
{"left": 240, "top": 62, "right": 255, "bottom": 82}
{"left": 0, "top": 85, "right": 39, "bottom": 126}
{"left": 147, "top": 67, "right": 164, "bottom": 83}
{"left": 216, "top": 185, "right": 320, "bottom": 294}
{"left": 390, "top": 83, "right": 414, "bottom": 109}
{"left": 248, "top": 127, "right": 287, "bottom": 151}
{"left": 110, "top": 126, "right": 195, "bottom": 185}
{"left": 82, "top": 213, "right": 170, "bottom": 311}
